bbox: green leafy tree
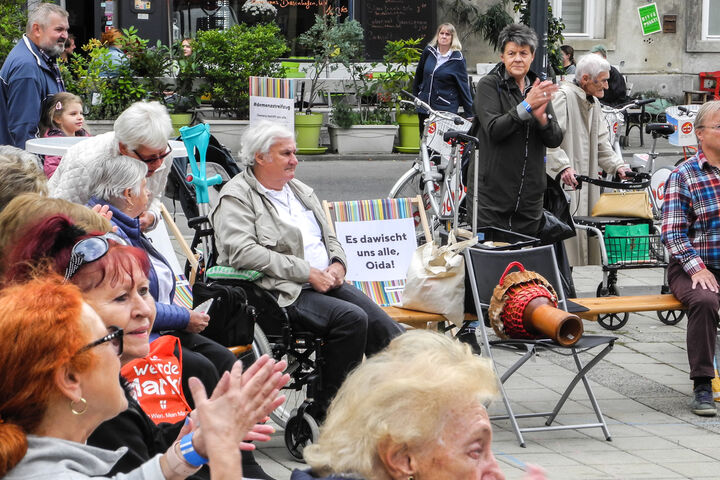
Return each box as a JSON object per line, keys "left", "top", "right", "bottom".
{"left": 378, "top": 38, "right": 423, "bottom": 113}
{"left": 0, "top": 0, "right": 27, "bottom": 65}
{"left": 297, "top": 14, "right": 364, "bottom": 112}
{"left": 195, "top": 23, "right": 288, "bottom": 119}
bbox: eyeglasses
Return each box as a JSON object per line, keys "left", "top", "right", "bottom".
{"left": 64, "top": 232, "right": 127, "bottom": 280}
{"left": 79, "top": 325, "right": 124, "bottom": 356}
{"left": 697, "top": 125, "right": 720, "bottom": 131}
{"left": 133, "top": 143, "right": 172, "bottom": 163}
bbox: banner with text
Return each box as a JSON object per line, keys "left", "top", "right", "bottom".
{"left": 249, "top": 76, "right": 295, "bottom": 128}
{"left": 335, "top": 218, "right": 417, "bottom": 282}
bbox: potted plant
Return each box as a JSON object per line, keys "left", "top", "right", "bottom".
{"left": 295, "top": 14, "right": 364, "bottom": 153}
{"left": 378, "top": 38, "right": 423, "bottom": 152}
{"left": 164, "top": 39, "right": 201, "bottom": 136}
{"left": 193, "top": 22, "right": 287, "bottom": 152}
{"left": 326, "top": 33, "right": 399, "bottom": 155}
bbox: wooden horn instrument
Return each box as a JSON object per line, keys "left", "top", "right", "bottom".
{"left": 522, "top": 296, "right": 583, "bottom": 347}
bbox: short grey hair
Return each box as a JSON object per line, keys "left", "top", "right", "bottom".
{"left": 114, "top": 101, "right": 173, "bottom": 151}
{"left": 91, "top": 155, "right": 148, "bottom": 206}
{"left": 575, "top": 54, "right": 610, "bottom": 81}
{"left": 694, "top": 100, "right": 720, "bottom": 143}
{"left": 499, "top": 23, "right": 538, "bottom": 55}
{"left": 26, "top": 3, "right": 69, "bottom": 35}
{"left": 240, "top": 120, "right": 294, "bottom": 167}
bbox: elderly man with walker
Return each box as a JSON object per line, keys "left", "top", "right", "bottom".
{"left": 546, "top": 54, "right": 631, "bottom": 266}
{"left": 662, "top": 100, "right": 720, "bottom": 417}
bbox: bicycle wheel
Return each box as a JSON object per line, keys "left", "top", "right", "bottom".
{"left": 250, "top": 326, "right": 308, "bottom": 429}
{"left": 389, "top": 167, "right": 439, "bottom": 240}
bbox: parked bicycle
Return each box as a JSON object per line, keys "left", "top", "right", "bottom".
{"left": 388, "top": 91, "right": 477, "bottom": 238}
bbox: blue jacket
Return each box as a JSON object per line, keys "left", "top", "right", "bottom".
{"left": 412, "top": 45, "right": 473, "bottom": 117}
{"left": 87, "top": 197, "right": 190, "bottom": 337}
{"left": 0, "top": 35, "right": 64, "bottom": 148}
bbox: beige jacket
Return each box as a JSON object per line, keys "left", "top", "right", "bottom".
{"left": 210, "top": 169, "right": 346, "bottom": 307}
{"left": 546, "top": 81, "right": 624, "bottom": 265}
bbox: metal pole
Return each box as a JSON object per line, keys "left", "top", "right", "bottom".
{"left": 530, "top": 0, "right": 549, "bottom": 80}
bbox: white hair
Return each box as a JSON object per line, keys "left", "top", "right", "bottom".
{"left": 91, "top": 155, "right": 148, "bottom": 206}
{"left": 114, "top": 101, "right": 173, "bottom": 151}
{"left": 575, "top": 54, "right": 610, "bottom": 81}
{"left": 240, "top": 120, "right": 295, "bottom": 167}
{"left": 26, "top": 3, "right": 68, "bottom": 35}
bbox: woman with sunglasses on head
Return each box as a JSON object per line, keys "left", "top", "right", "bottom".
{"left": 2, "top": 217, "right": 288, "bottom": 480}
{"left": 84, "top": 155, "right": 240, "bottom": 397}
{"left": 0, "top": 274, "right": 286, "bottom": 480}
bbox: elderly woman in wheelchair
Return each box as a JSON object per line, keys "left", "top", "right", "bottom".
{"left": 211, "top": 120, "right": 405, "bottom": 421}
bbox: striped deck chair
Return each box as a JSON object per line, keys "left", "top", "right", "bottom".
{"left": 322, "top": 196, "right": 430, "bottom": 307}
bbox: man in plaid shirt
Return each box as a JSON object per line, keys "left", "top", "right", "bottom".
{"left": 661, "top": 100, "right": 720, "bottom": 417}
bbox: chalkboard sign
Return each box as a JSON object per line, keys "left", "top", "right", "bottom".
{"left": 360, "top": 0, "right": 436, "bottom": 60}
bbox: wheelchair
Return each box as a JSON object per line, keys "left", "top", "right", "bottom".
{"left": 166, "top": 151, "right": 323, "bottom": 460}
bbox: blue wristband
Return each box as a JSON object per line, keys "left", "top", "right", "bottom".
{"left": 179, "top": 432, "right": 208, "bottom": 467}
{"left": 521, "top": 100, "right": 532, "bottom": 113}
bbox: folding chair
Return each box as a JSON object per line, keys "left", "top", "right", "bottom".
{"left": 464, "top": 244, "right": 616, "bottom": 447}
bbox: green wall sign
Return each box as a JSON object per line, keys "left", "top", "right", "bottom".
{"left": 638, "top": 3, "right": 661, "bottom": 35}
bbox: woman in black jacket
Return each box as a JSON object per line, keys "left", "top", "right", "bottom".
{"left": 412, "top": 23, "right": 473, "bottom": 135}
{"left": 466, "top": 23, "right": 563, "bottom": 237}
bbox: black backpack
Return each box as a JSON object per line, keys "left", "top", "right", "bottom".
{"left": 192, "top": 281, "right": 256, "bottom": 347}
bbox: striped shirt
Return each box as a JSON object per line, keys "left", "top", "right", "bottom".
{"left": 661, "top": 151, "right": 720, "bottom": 275}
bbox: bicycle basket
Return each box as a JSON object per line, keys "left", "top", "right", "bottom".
{"left": 604, "top": 224, "right": 664, "bottom": 265}
{"left": 425, "top": 115, "right": 472, "bottom": 158}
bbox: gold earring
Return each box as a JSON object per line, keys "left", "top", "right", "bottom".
{"left": 70, "top": 397, "right": 87, "bottom": 415}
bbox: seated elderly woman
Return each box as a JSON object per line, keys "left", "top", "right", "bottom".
{"left": 2, "top": 215, "right": 288, "bottom": 480}
{"left": 49, "top": 100, "right": 174, "bottom": 231}
{"left": 84, "top": 155, "right": 238, "bottom": 389}
{"left": 0, "top": 274, "right": 286, "bottom": 480}
{"left": 211, "top": 120, "right": 405, "bottom": 417}
{"left": 293, "top": 330, "right": 546, "bottom": 480}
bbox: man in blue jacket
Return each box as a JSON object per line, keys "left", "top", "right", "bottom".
{"left": 0, "top": 3, "right": 69, "bottom": 148}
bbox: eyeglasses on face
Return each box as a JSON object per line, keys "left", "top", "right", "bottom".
{"left": 133, "top": 143, "right": 172, "bottom": 163}
{"left": 79, "top": 325, "right": 124, "bottom": 356}
{"left": 64, "top": 232, "right": 127, "bottom": 280}
{"left": 697, "top": 124, "right": 720, "bottom": 131}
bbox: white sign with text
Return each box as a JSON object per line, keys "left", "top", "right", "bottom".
{"left": 249, "top": 96, "right": 294, "bottom": 129}
{"left": 335, "top": 218, "right": 417, "bottom": 282}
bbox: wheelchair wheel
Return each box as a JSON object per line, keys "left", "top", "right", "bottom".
{"left": 595, "top": 282, "right": 629, "bottom": 330}
{"left": 284, "top": 411, "right": 319, "bottom": 461}
{"left": 657, "top": 310, "right": 685, "bottom": 325}
{"left": 251, "top": 326, "right": 310, "bottom": 429}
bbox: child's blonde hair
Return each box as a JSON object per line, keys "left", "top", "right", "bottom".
{"left": 39, "top": 92, "right": 84, "bottom": 136}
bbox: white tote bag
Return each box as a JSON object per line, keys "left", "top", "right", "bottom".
{"left": 401, "top": 232, "right": 477, "bottom": 327}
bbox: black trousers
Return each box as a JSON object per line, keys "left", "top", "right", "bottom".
{"left": 290, "top": 283, "right": 405, "bottom": 409}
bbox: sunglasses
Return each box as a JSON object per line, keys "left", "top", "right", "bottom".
{"left": 133, "top": 143, "right": 172, "bottom": 163}
{"left": 64, "top": 232, "right": 127, "bottom": 281}
{"left": 79, "top": 325, "right": 124, "bottom": 356}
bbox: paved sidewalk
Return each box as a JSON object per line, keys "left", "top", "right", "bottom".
{"left": 253, "top": 266, "right": 720, "bottom": 480}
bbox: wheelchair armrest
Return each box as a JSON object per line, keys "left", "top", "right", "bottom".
{"left": 206, "top": 265, "right": 265, "bottom": 282}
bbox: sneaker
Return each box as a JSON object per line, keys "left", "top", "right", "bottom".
{"left": 457, "top": 326, "right": 482, "bottom": 355}
{"left": 690, "top": 384, "right": 717, "bottom": 417}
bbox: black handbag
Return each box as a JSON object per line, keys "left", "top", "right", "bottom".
{"left": 192, "top": 281, "right": 256, "bottom": 347}
{"left": 539, "top": 175, "right": 576, "bottom": 245}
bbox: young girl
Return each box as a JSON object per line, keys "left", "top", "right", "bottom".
{"left": 38, "top": 92, "right": 90, "bottom": 178}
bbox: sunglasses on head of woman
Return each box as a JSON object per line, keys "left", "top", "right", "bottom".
{"left": 64, "top": 232, "right": 127, "bottom": 281}
{"left": 79, "top": 325, "right": 124, "bottom": 356}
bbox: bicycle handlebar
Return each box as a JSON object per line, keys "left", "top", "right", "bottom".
{"left": 400, "top": 90, "right": 467, "bottom": 123}
{"left": 602, "top": 98, "right": 656, "bottom": 114}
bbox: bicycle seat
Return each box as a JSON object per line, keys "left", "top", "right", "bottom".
{"left": 645, "top": 123, "right": 675, "bottom": 136}
{"left": 443, "top": 130, "right": 478, "bottom": 144}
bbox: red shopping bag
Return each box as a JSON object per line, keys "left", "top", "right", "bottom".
{"left": 121, "top": 335, "right": 192, "bottom": 424}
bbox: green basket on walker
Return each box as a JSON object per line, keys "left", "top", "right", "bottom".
{"left": 604, "top": 224, "right": 652, "bottom": 264}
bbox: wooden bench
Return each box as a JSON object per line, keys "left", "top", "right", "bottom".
{"left": 381, "top": 306, "right": 477, "bottom": 329}
{"left": 569, "top": 294, "right": 684, "bottom": 321}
